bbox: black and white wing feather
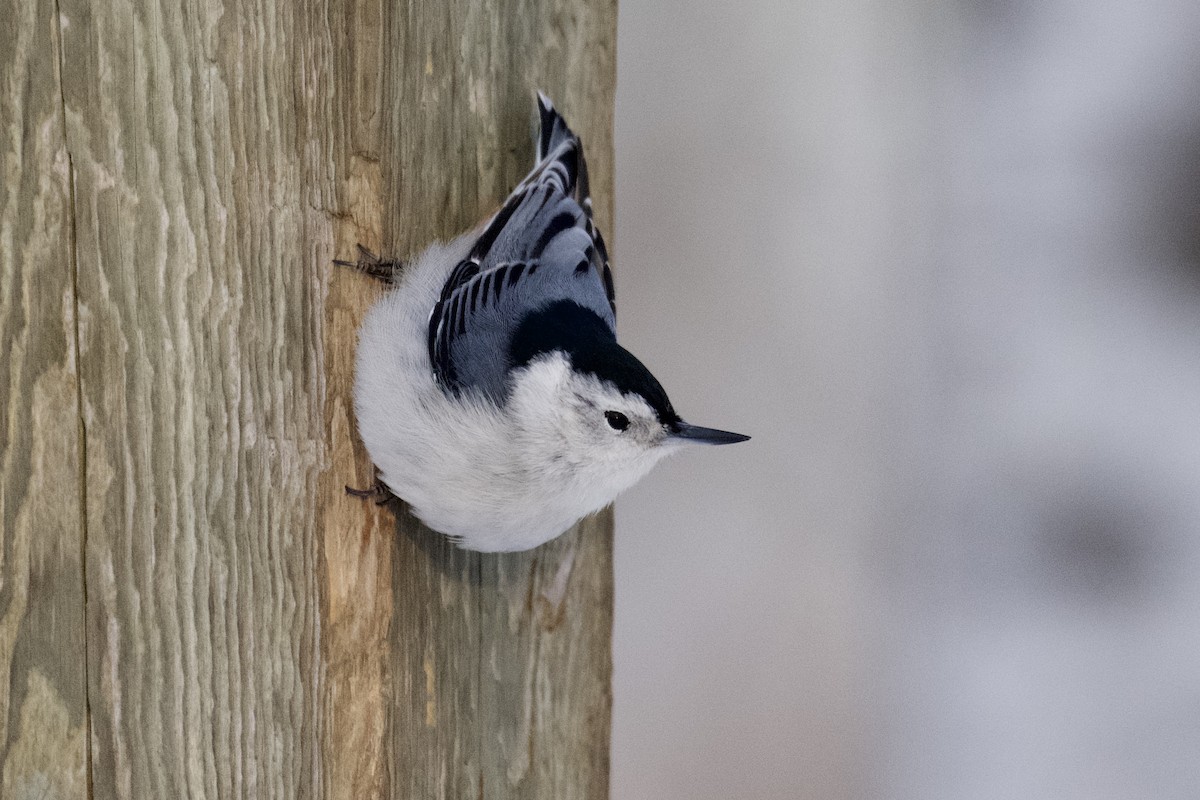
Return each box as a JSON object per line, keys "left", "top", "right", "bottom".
{"left": 428, "top": 93, "right": 616, "bottom": 403}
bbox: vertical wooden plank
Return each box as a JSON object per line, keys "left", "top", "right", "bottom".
{"left": 0, "top": 0, "right": 89, "bottom": 796}
{"left": 59, "top": 0, "right": 325, "bottom": 795}
{"left": 470, "top": 9, "right": 618, "bottom": 793}
{"left": 314, "top": 1, "right": 401, "bottom": 797}
{"left": 369, "top": 1, "right": 619, "bottom": 797}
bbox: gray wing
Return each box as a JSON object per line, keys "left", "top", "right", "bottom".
{"left": 428, "top": 94, "right": 615, "bottom": 403}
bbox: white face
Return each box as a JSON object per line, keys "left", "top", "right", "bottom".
{"left": 562, "top": 371, "right": 673, "bottom": 456}
{"left": 508, "top": 353, "right": 680, "bottom": 480}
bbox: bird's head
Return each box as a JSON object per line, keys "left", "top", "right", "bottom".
{"left": 506, "top": 309, "right": 748, "bottom": 499}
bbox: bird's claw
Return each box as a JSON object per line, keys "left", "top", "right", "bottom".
{"left": 334, "top": 243, "right": 403, "bottom": 283}
{"left": 345, "top": 478, "right": 394, "bottom": 506}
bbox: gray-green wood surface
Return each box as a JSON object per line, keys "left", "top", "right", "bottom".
{"left": 0, "top": 0, "right": 617, "bottom": 797}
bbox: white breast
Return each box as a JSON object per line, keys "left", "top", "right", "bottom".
{"left": 353, "top": 236, "right": 626, "bottom": 552}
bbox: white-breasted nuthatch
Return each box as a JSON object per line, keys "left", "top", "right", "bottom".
{"left": 340, "top": 93, "right": 748, "bottom": 552}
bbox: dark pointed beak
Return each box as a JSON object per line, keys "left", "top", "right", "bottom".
{"left": 668, "top": 420, "right": 751, "bottom": 445}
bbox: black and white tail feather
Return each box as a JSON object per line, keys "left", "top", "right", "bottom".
{"left": 427, "top": 92, "right": 616, "bottom": 402}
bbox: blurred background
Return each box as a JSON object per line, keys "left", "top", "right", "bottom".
{"left": 610, "top": 1, "right": 1200, "bottom": 798}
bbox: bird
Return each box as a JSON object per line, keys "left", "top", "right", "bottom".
{"left": 339, "top": 92, "right": 748, "bottom": 552}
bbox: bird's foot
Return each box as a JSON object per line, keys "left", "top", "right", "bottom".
{"left": 345, "top": 478, "right": 395, "bottom": 506}
{"left": 334, "top": 244, "right": 403, "bottom": 284}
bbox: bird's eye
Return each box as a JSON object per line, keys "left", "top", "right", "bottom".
{"left": 604, "top": 411, "right": 630, "bottom": 431}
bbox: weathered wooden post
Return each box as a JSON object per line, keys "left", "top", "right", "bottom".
{"left": 1, "top": 0, "right": 616, "bottom": 797}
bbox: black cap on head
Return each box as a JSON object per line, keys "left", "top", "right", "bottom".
{"left": 508, "top": 300, "right": 680, "bottom": 425}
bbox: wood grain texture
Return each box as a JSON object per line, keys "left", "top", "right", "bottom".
{"left": 60, "top": 0, "right": 325, "bottom": 795}
{"left": 344, "top": 1, "right": 618, "bottom": 797}
{"left": 0, "top": 0, "right": 89, "bottom": 796}
{"left": 18, "top": 0, "right": 617, "bottom": 796}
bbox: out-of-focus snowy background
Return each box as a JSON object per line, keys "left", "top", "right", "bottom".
{"left": 610, "top": 2, "right": 1200, "bottom": 798}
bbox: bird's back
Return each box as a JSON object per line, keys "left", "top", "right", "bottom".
{"left": 427, "top": 94, "right": 616, "bottom": 404}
